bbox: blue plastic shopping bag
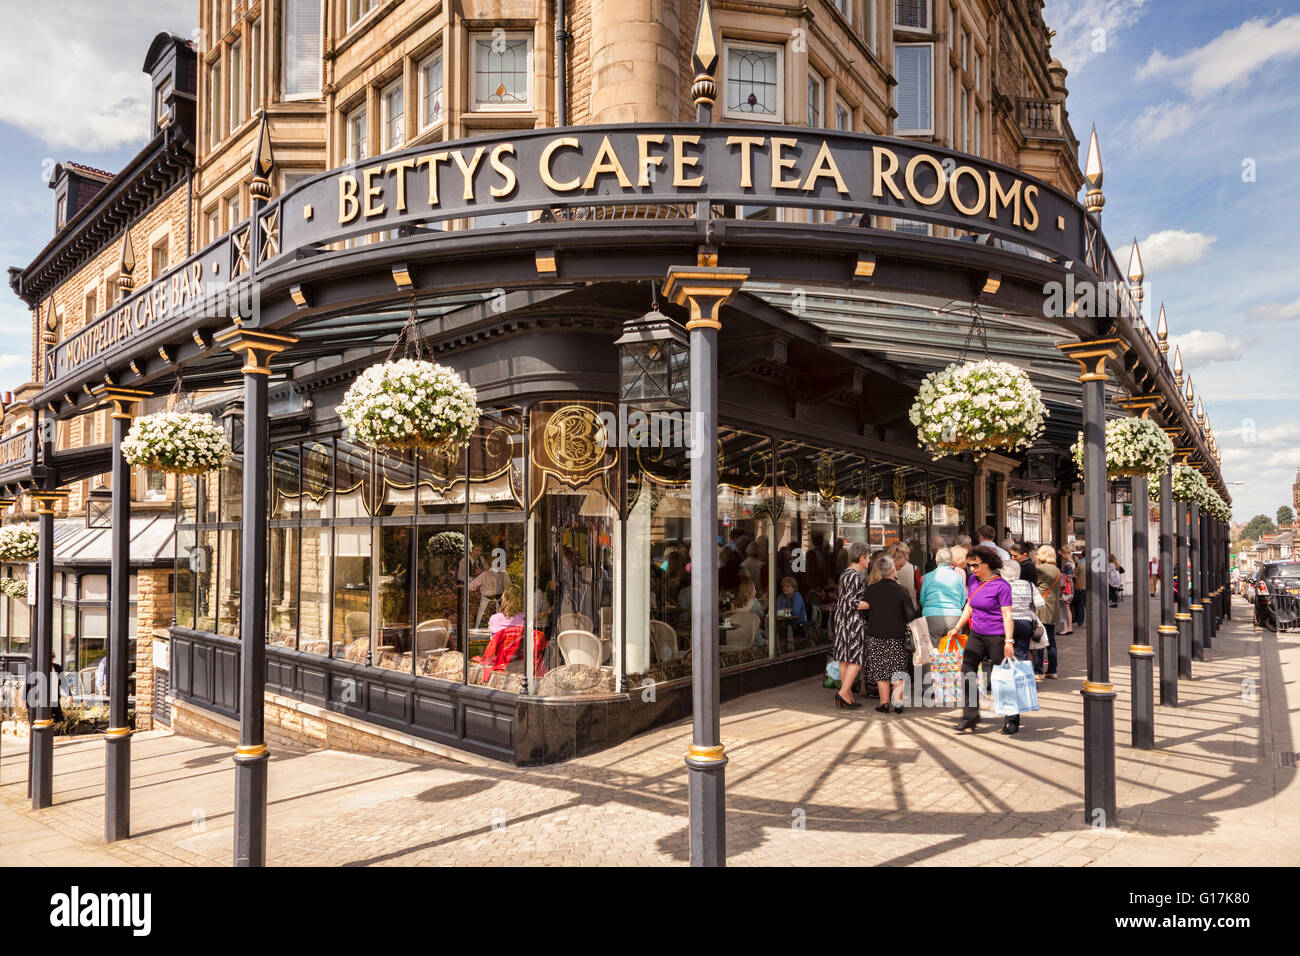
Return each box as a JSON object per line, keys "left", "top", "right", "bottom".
{"left": 992, "top": 659, "right": 1040, "bottom": 715}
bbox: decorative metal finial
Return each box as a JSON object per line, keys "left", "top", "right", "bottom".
{"left": 1172, "top": 344, "right": 1183, "bottom": 384}
{"left": 1185, "top": 374, "right": 1194, "bottom": 410}
{"left": 117, "top": 230, "right": 135, "bottom": 295}
{"left": 1196, "top": 398, "right": 1205, "bottom": 425}
{"left": 1156, "top": 304, "right": 1168, "bottom": 353}
{"left": 1127, "top": 237, "right": 1145, "bottom": 319}
{"left": 1083, "top": 125, "right": 1105, "bottom": 217}
{"left": 42, "top": 300, "right": 58, "bottom": 345}
{"left": 690, "top": 0, "right": 719, "bottom": 113}
{"left": 248, "top": 111, "right": 275, "bottom": 202}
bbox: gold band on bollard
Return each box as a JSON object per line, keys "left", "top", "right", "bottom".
{"left": 1129, "top": 645, "right": 1155, "bottom": 656}
{"left": 104, "top": 726, "right": 131, "bottom": 738}
{"left": 1157, "top": 625, "right": 1178, "bottom": 633}
{"left": 1190, "top": 604, "right": 1204, "bottom": 611}
{"left": 1176, "top": 613, "right": 1192, "bottom": 620}
{"left": 686, "top": 744, "right": 726, "bottom": 763}
{"left": 32, "top": 719, "right": 54, "bottom": 728}
{"left": 235, "top": 744, "right": 268, "bottom": 759}
{"left": 1081, "top": 681, "right": 1115, "bottom": 695}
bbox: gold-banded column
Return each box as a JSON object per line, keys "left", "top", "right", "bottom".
{"left": 28, "top": 489, "right": 67, "bottom": 810}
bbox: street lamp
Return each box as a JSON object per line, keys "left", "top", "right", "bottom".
{"left": 614, "top": 306, "right": 691, "bottom": 410}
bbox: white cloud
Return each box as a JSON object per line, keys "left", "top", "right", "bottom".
{"left": 1168, "top": 329, "right": 1256, "bottom": 366}
{"left": 1138, "top": 229, "right": 1216, "bottom": 272}
{"left": 1130, "top": 101, "right": 1196, "bottom": 145}
{"left": 1246, "top": 297, "right": 1300, "bottom": 322}
{"left": 1137, "top": 14, "right": 1300, "bottom": 98}
{"left": 1216, "top": 419, "right": 1300, "bottom": 520}
{"left": 1042, "top": 0, "right": 1150, "bottom": 72}
{"left": 0, "top": 1, "right": 194, "bottom": 151}
{"left": 0, "top": 355, "right": 28, "bottom": 370}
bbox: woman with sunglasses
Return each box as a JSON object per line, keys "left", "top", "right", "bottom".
{"left": 944, "top": 545, "right": 1015, "bottom": 733}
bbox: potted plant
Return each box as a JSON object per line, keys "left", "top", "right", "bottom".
{"left": 1071, "top": 417, "right": 1173, "bottom": 478}
{"left": 121, "top": 412, "right": 233, "bottom": 475}
{"left": 909, "top": 359, "right": 1048, "bottom": 459}
{"left": 337, "top": 358, "right": 479, "bottom": 453}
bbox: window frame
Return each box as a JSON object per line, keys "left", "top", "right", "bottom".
{"left": 893, "top": 42, "right": 934, "bottom": 136}
{"left": 417, "top": 48, "right": 445, "bottom": 132}
{"left": 720, "top": 39, "right": 786, "bottom": 123}
{"left": 229, "top": 38, "right": 243, "bottom": 131}
{"left": 380, "top": 77, "right": 405, "bottom": 153}
{"left": 894, "top": 0, "right": 932, "bottom": 33}
{"left": 864, "top": 0, "right": 878, "bottom": 52}
{"left": 282, "top": 0, "right": 323, "bottom": 102}
{"left": 807, "top": 71, "right": 824, "bottom": 128}
{"left": 834, "top": 99, "right": 852, "bottom": 131}
{"left": 345, "top": 101, "right": 368, "bottom": 162}
{"left": 344, "top": 0, "right": 378, "bottom": 33}
{"left": 468, "top": 30, "right": 534, "bottom": 113}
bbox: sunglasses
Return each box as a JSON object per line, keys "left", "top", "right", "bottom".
{"left": 968, "top": 560, "right": 983, "bottom": 568}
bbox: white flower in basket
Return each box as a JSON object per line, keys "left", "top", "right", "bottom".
{"left": 0, "top": 524, "right": 38, "bottom": 562}
{"left": 121, "top": 412, "right": 233, "bottom": 475}
{"left": 1071, "top": 417, "right": 1173, "bottom": 479}
{"left": 337, "top": 359, "right": 480, "bottom": 452}
{"left": 0, "top": 577, "right": 28, "bottom": 599}
{"left": 909, "top": 360, "right": 1047, "bottom": 459}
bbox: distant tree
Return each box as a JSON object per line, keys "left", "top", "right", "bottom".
{"left": 1279, "top": 506, "right": 1295, "bottom": 527}
{"left": 1242, "top": 514, "right": 1277, "bottom": 541}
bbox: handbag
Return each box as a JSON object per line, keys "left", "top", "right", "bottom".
{"left": 909, "top": 618, "right": 933, "bottom": 666}
{"left": 932, "top": 633, "right": 966, "bottom": 707}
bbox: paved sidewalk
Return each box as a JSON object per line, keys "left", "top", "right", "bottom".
{"left": 2, "top": 596, "right": 1296, "bottom": 866}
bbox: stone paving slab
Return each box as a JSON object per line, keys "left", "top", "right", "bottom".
{"left": 1, "top": 596, "right": 1295, "bottom": 866}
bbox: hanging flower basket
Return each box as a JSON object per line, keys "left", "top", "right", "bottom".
{"left": 122, "top": 412, "right": 233, "bottom": 475}
{"left": 0, "top": 577, "right": 28, "bottom": 600}
{"left": 909, "top": 360, "right": 1047, "bottom": 460}
{"left": 904, "top": 510, "right": 926, "bottom": 526}
{"left": 1071, "top": 417, "right": 1173, "bottom": 479}
{"left": 337, "top": 359, "right": 479, "bottom": 453}
{"left": 0, "top": 525, "right": 38, "bottom": 562}
{"left": 841, "top": 506, "right": 864, "bottom": 524}
{"left": 1147, "top": 464, "right": 1212, "bottom": 506}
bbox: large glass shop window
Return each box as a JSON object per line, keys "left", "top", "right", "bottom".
{"left": 720, "top": 429, "right": 774, "bottom": 665}
{"left": 625, "top": 410, "right": 692, "bottom": 687}
{"left": 528, "top": 402, "right": 619, "bottom": 692}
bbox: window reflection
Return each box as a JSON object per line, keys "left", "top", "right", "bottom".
{"left": 333, "top": 526, "right": 371, "bottom": 660}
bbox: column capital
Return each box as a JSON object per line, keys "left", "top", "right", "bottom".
{"left": 662, "top": 266, "right": 749, "bottom": 332}
{"left": 94, "top": 386, "right": 152, "bottom": 420}
{"left": 1117, "top": 395, "right": 1161, "bottom": 419}
{"left": 29, "top": 491, "right": 67, "bottom": 515}
{"left": 214, "top": 328, "right": 299, "bottom": 375}
{"left": 1057, "top": 339, "right": 1121, "bottom": 381}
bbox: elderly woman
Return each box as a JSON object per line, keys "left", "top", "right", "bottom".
{"left": 920, "top": 547, "right": 967, "bottom": 640}
{"left": 946, "top": 545, "right": 1014, "bottom": 733}
{"left": 891, "top": 542, "right": 920, "bottom": 605}
{"left": 832, "top": 541, "right": 872, "bottom": 708}
{"left": 863, "top": 554, "right": 919, "bottom": 713}
{"left": 1035, "top": 544, "right": 1063, "bottom": 678}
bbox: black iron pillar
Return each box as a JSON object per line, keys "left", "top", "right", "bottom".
{"left": 1189, "top": 501, "right": 1204, "bottom": 662}
{"left": 1060, "top": 341, "right": 1118, "bottom": 826}
{"left": 1157, "top": 462, "right": 1177, "bottom": 706}
{"left": 1175, "top": 500, "right": 1192, "bottom": 679}
{"left": 663, "top": 265, "right": 747, "bottom": 867}
{"left": 98, "top": 388, "right": 150, "bottom": 841}
{"left": 1128, "top": 472, "right": 1154, "bottom": 748}
{"left": 215, "top": 329, "right": 297, "bottom": 867}
{"left": 28, "top": 488, "right": 64, "bottom": 810}
{"left": 1202, "top": 510, "right": 1214, "bottom": 648}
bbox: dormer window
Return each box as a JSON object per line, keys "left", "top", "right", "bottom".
{"left": 56, "top": 195, "right": 67, "bottom": 229}
{"left": 155, "top": 79, "right": 173, "bottom": 128}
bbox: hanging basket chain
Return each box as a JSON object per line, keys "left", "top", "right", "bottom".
{"left": 956, "top": 295, "right": 992, "bottom": 365}
{"left": 169, "top": 368, "right": 194, "bottom": 413}
{"left": 385, "top": 296, "right": 432, "bottom": 363}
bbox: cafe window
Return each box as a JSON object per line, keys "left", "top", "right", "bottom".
{"left": 722, "top": 41, "right": 783, "bottom": 121}
{"left": 471, "top": 32, "right": 532, "bottom": 110}
{"left": 894, "top": 43, "right": 933, "bottom": 134}
{"left": 418, "top": 50, "right": 444, "bottom": 130}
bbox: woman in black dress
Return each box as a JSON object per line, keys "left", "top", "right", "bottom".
{"left": 832, "top": 541, "right": 872, "bottom": 708}
{"left": 863, "top": 554, "right": 919, "bottom": 713}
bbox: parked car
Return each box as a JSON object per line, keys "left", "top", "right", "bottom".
{"left": 1243, "top": 568, "right": 1261, "bottom": 604}
{"left": 1254, "top": 561, "right": 1300, "bottom": 631}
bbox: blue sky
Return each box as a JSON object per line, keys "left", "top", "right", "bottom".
{"left": 0, "top": 0, "right": 1295, "bottom": 522}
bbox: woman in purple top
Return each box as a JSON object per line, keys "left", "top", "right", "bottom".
{"left": 945, "top": 545, "right": 1016, "bottom": 735}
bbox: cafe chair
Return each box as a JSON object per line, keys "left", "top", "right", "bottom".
{"left": 649, "top": 620, "right": 685, "bottom": 663}
{"left": 414, "top": 620, "right": 450, "bottom": 654}
{"left": 344, "top": 611, "right": 369, "bottom": 644}
{"left": 723, "top": 610, "right": 760, "bottom": 648}
{"left": 556, "top": 629, "right": 603, "bottom": 667}
{"left": 557, "top": 611, "right": 594, "bottom": 633}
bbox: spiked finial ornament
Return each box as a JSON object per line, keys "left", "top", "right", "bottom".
{"left": 690, "top": 0, "right": 719, "bottom": 113}
{"left": 42, "top": 300, "right": 58, "bottom": 345}
{"left": 1156, "top": 304, "right": 1168, "bottom": 353}
{"left": 248, "top": 111, "right": 275, "bottom": 202}
{"left": 1172, "top": 344, "right": 1183, "bottom": 386}
{"left": 1196, "top": 397, "right": 1205, "bottom": 426}
{"left": 1083, "top": 125, "right": 1105, "bottom": 217}
{"left": 116, "top": 230, "right": 136, "bottom": 295}
{"left": 1127, "top": 237, "right": 1144, "bottom": 318}
{"left": 1184, "top": 374, "right": 1194, "bottom": 411}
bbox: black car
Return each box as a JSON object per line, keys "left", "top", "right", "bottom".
{"left": 1254, "top": 561, "right": 1300, "bottom": 631}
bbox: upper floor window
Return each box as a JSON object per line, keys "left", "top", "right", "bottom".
{"left": 807, "top": 72, "right": 824, "bottom": 128}
{"left": 283, "top": 0, "right": 323, "bottom": 100}
{"left": 894, "top": 43, "right": 933, "bottom": 134}
{"left": 155, "top": 79, "right": 173, "bottom": 128}
{"left": 419, "top": 50, "right": 444, "bottom": 130}
{"left": 722, "top": 41, "right": 784, "bottom": 121}
{"left": 150, "top": 238, "right": 170, "bottom": 281}
{"left": 225, "top": 194, "right": 242, "bottom": 229}
{"left": 973, "top": 50, "right": 982, "bottom": 94}
{"left": 250, "top": 20, "right": 263, "bottom": 110}
{"left": 381, "top": 79, "right": 404, "bottom": 151}
{"left": 895, "top": 0, "right": 930, "bottom": 31}
{"left": 346, "top": 104, "right": 367, "bottom": 162}
{"left": 229, "top": 39, "right": 244, "bottom": 129}
{"left": 346, "top": 0, "right": 377, "bottom": 31}
{"left": 206, "top": 208, "right": 221, "bottom": 243}
{"left": 471, "top": 32, "right": 532, "bottom": 110}
{"left": 833, "top": 0, "right": 852, "bottom": 21}
{"left": 864, "top": 0, "right": 878, "bottom": 51}
{"left": 83, "top": 290, "right": 96, "bottom": 325}
{"left": 209, "top": 0, "right": 222, "bottom": 39}
{"left": 56, "top": 196, "right": 66, "bottom": 229}
{"left": 834, "top": 101, "right": 852, "bottom": 131}
{"left": 208, "top": 60, "right": 223, "bottom": 143}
